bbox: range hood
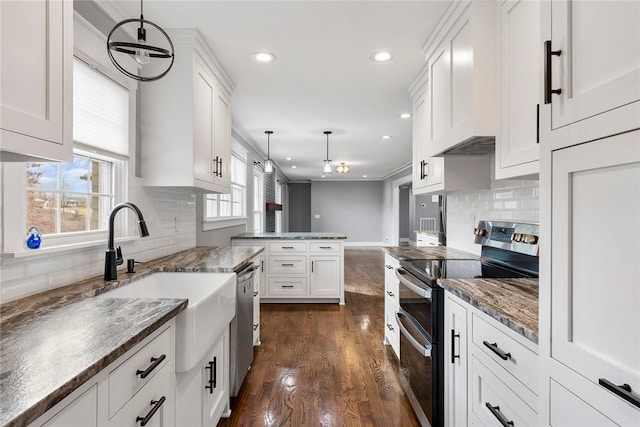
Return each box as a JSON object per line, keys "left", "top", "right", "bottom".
{"left": 442, "top": 136, "right": 495, "bottom": 155}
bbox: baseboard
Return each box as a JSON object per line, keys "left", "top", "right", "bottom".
{"left": 343, "top": 241, "right": 384, "bottom": 247}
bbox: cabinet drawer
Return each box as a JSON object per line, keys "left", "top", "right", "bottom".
{"left": 268, "top": 241, "right": 307, "bottom": 252}
{"left": 470, "top": 356, "right": 537, "bottom": 427}
{"left": 268, "top": 277, "right": 308, "bottom": 296}
{"left": 41, "top": 385, "right": 98, "bottom": 427}
{"left": 309, "top": 242, "right": 340, "bottom": 253}
{"left": 268, "top": 256, "right": 307, "bottom": 274}
{"left": 549, "top": 379, "right": 618, "bottom": 426}
{"left": 416, "top": 234, "right": 439, "bottom": 246}
{"left": 472, "top": 313, "right": 538, "bottom": 394}
{"left": 108, "top": 326, "right": 172, "bottom": 418}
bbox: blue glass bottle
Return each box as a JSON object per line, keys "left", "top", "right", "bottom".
{"left": 26, "top": 226, "right": 42, "bottom": 249}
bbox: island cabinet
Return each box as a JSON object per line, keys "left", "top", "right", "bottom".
{"left": 0, "top": 0, "right": 73, "bottom": 162}
{"left": 383, "top": 254, "right": 400, "bottom": 359}
{"left": 28, "top": 322, "right": 176, "bottom": 427}
{"left": 141, "top": 29, "right": 233, "bottom": 193}
{"left": 423, "top": 0, "right": 497, "bottom": 158}
{"left": 232, "top": 236, "right": 345, "bottom": 305}
{"left": 444, "top": 292, "right": 539, "bottom": 427}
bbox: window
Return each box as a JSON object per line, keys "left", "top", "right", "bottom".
{"left": 275, "top": 179, "right": 283, "bottom": 233}
{"left": 24, "top": 59, "right": 129, "bottom": 238}
{"left": 253, "top": 167, "right": 264, "bottom": 233}
{"left": 204, "top": 150, "right": 247, "bottom": 222}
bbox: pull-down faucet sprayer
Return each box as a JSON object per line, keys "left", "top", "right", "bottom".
{"left": 104, "top": 202, "right": 150, "bottom": 281}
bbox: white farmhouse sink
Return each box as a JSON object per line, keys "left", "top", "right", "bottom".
{"left": 101, "top": 272, "right": 236, "bottom": 372}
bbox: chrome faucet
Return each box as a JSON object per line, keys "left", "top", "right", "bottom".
{"left": 104, "top": 202, "right": 150, "bottom": 281}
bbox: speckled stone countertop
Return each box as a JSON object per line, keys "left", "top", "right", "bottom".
{"left": 0, "top": 246, "right": 263, "bottom": 427}
{"left": 438, "top": 278, "right": 539, "bottom": 343}
{"left": 383, "top": 245, "right": 478, "bottom": 261}
{"left": 231, "top": 232, "right": 347, "bottom": 240}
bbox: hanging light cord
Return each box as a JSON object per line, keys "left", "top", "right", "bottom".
{"left": 326, "top": 134, "right": 329, "bottom": 161}
{"left": 267, "top": 132, "right": 271, "bottom": 160}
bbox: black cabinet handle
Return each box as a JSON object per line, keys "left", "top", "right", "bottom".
{"left": 281, "top": 285, "right": 294, "bottom": 288}
{"left": 387, "top": 323, "right": 394, "bottom": 332}
{"left": 385, "top": 265, "right": 393, "bottom": 270}
{"left": 281, "top": 246, "right": 295, "bottom": 249}
{"left": 212, "top": 157, "right": 219, "bottom": 176}
{"left": 281, "top": 263, "right": 294, "bottom": 267}
{"left": 536, "top": 103, "right": 540, "bottom": 144}
{"left": 261, "top": 260, "right": 264, "bottom": 272}
{"left": 599, "top": 378, "right": 640, "bottom": 408}
{"left": 253, "top": 291, "right": 259, "bottom": 297}
{"left": 253, "top": 323, "right": 259, "bottom": 331}
{"left": 319, "top": 246, "right": 332, "bottom": 249}
{"left": 136, "top": 397, "right": 166, "bottom": 426}
{"left": 205, "top": 357, "right": 217, "bottom": 393}
{"left": 136, "top": 354, "right": 166, "bottom": 379}
{"left": 451, "top": 329, "right": 460, "bottom": 364}
{"left": 483, "top": 341, "right": 511, "bottom": 360}
{"left": 544, "top": 40, "right": 562, "bottom": 104}
{"left": 311, "top": 261, "right": 314, "bottom": 272}
{"left": 218, "top": 157, "right": 223, "bottom": 177}
{"left": 419, "top": 160, "right": 428, "bottom": 180}
{"left": 386, "top": 291, "right": 395, "bottom": 297}
{"left": 485, "top": 403, "right": 514, "bottom": 427}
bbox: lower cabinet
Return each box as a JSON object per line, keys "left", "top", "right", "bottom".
{"left": 310, "top": 256, "right": 340, "bottom": 297}
{"left": 252, "top": 254, "right": 263, "bottom": 346}
{"left": 383, "top": 254, "right": 400, "bottom": 358}
{"left": 416, "top": 233, "right": 439, "bottom": 247}
{"left": 175, "top": 329, "right": 229, "bottom": 426}
{"left": 444, "top": 291, "right": 538, "bottom": 427}
{"left": 29, "top": 323, "right": 176, "bottom": 427}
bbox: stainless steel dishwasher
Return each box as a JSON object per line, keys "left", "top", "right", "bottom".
{"left": 230, "top": 262, "right": 256, "bottom": 397}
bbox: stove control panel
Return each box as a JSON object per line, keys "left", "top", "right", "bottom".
{"left": 474, "top": 220, "right": 539, "bottom": 256}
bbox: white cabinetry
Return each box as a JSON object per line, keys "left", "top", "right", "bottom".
{"left": 383, "top": 254, "right": 400, "bottom": 358}
{"left": 141, "top": 29, "right": 233, "bottom": 193}
{"left": 444, "top": 294, "right": 467, "bottom": 427}
{"left": 496, "top": 0, "right": 540, "bottom": 180}
{"left": 0, "top": 0, "right": 72, "bottom": 162}
{"left": 29, "top": 323, "right": 176, "bottom": 427}
{"left": 416, "top": 233, "right": 439, "bottom": 247}
{"left": 544, "top": 0, "right": 640, "bottom": 144}
{"left": 424, "top": 0, "right": 497, "bottom": 157}
{"left": 253, "top": 254, "right": 264, "bottom": 346}
{"left": 233, "top": 239, "right": 345, "bottom": 304}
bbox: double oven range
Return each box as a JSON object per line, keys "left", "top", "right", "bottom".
{"left": 395, "top": 220, "right": 539, "bottom": 427}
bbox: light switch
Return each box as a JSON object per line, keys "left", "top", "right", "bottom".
{"left": 314, "top": 214, "right": 320, "bottom": 219}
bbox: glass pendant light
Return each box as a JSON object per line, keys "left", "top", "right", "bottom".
{"left": 264, "top": 131, "right": 274, "bottom": 174}
{"left": 323, "top": 131, "right": 333, "bottom": 174}
{"left": 336, "top": 162, "right": 350, "bottom": 174}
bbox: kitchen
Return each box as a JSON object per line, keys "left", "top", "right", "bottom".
{"left": 1, "top": 1, "right": 639, "bottom": 426}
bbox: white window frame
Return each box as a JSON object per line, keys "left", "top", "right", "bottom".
{"left": 202, "top": 140, "right": 248, "bottom": 231}
{"left": 253, "top": 167, "right": 265, "bottom": 233}
{"left": 0, "top": 16, "right": 136, "bottom": 256}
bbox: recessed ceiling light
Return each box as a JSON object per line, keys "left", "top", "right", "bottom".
{"left": 370, "top": 51, "right": 393, "bottom": 62}
{"left": 399, "top": 113, "right": 411, "bottom": 119}
{"left": 251, "top": 52, "right": 276, "bottom": 63}
{"left": 382, "top": 135, "right": 392, "bottom": 140}
{"left": 291, "top": 165, "right": 297, "bottom": 169}
{"left": 321, "top": 175, "right": 326, "bottom": 178}
{"left": 363, "top": 175, "right": 367, "bottom": 178}
{"left": 285, "top": 157, "right": 292, "bottom": 161}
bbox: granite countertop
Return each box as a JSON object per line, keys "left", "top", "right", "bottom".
{"left": 232, "top": 232, "right": 347, "bottom": 240}
{"left": 0, "top": 245, "right": 263, "bottom": 427}
{"left": 438, "top": 278, "right": 539, "bottom": 343}
{"left": 383, "top": 245, "right": 478, "bottom": 261}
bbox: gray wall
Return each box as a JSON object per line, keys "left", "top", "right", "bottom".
{"left": 399, "top": 187, "right": 410, "bottom": 240}
{"left": 288, "top": 183, "right": 311, "bottom": 232}
{"left": 381, "top": 169, "right": 412, "bottom": 245}
{"left": 310, "top": 181, "right": 383, "bottom": 243}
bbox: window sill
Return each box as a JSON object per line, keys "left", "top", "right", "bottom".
{"left": 202, "top": 218, "right": 247, "bottom": 231}
{"left": 1, "top": 236, "right": 137, "bottom": 261}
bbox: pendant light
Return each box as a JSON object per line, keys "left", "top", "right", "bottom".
{"left": 264, "top": 131, "right": 274, "bottom": 174}
{"left": 323, "top": 131, "right": 333, "bottom": 174}
{"left": 336, "top": 162, "right": 350, "bottom": 174}
{"left": 107, "top": 0, "right": 175, "bottom": 82}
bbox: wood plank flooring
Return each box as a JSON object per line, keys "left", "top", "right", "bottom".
{"left": 217, "top": 248, "right": 419, "bottom": 427}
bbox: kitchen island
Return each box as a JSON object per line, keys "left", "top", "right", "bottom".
{"left": 232, "top": 232, "right": 347, "bottom": 304}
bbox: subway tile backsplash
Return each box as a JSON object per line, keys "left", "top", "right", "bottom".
{"left": 447, "top": 179, "right": 539, "bottom": 255}
{"left": 0, "top": 187, "right": 196, "bottom": 303}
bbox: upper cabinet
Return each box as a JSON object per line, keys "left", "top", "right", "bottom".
{"left": 424, "top": 1, "right": 497, "bottom": 158}
{"left": 542, "top": 0, "right": 640, "bottom": 150}
{"left": 141, "top": 29, "right": 234, "bottom": 193}
{"left": 495, "top": 0, "right": 541, "bottom": 180}
{"left": 0, "top": 0, "right": 72, "bottom": 162}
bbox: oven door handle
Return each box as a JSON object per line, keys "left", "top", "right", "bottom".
{"left": 395, "top": 268, "right": 432, "bottom": 299}
{"left": 395, "top": 312, "right": 432, "bottom": 358}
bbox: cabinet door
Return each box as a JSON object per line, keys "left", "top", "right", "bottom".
{"left": 497, "top": 0, "right": 540, "bottom": 179}
{"left": 213, "top": 88, "right": 231, "bottom": 190}
{"left": 550, "top": 1, "right": 640, "bottom": 131}
{"left": 413, "top": 91, "right": 429, "bottom": 192}
{"left": 202, "top": 336, "right": 227, "bottom": 426}
{"left": 0, "top": 0, "right": 72, "bottom": 162}
{"left": 551, "top": 130, "right": 640, "bottom": 406}
{"left": 309, "top": 256, "right": 340, "bottom": 297}
{"left": 445, "top": 295, "right": 468, "bottom": 427}
{"left": 41, "top": 385, "right": 97, "bottom": 427}
{"left": 193, "top": 58, "right": 215, "bottom": 185}
{"left": 429, "top": 46, "right": 452, "bottom": 146}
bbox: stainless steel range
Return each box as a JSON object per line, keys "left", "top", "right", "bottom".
{"left": 395, "top": 220, "right": 539, "bottom": 427}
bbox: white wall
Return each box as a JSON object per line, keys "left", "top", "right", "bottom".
{"left": 381, "top": 169, "right": 412, "bottom": 246}
{"left": 310, "top": 181, "right": 383, "bottom": 244}
{"left": 446, "top": 178, "right": 539, "bottom": 255}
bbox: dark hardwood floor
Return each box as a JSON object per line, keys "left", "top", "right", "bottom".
{"left": 217, "top": 247, "right": 419, "bottom": 427}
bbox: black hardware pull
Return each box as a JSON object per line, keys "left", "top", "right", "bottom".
{"left": 281, "top": 246, "right": 295, "bottom": 249}
{"left": 281, "top": 263, "right": 294, "bottom": 267}
{"left": 599, "top": 378, "right": 640, "bottom": 408}
{"left": 544, "top": 40, "right": 562, "bottom": 104}
{"left": 386, "top": 291, "right": 395, "bottom": 297}
{"left": 483, "top": 341, "right": 511, "bottom": 360}
{"left": 261, "top": 260, "right": 264, "bottom": 272}
{"left": 136, "top": 396, "right": 166, "bottom": 426}
{"left": 485, "top": 403, "right": 514, "bottom": 427}
{"left": 136, "top": 354, "right": 166, "bottom": 379}
{"left": 281, "top": 285, "right": 294, "bottom": 288}
{"left": 311, "top": 261, "right": 314, "bottom": 272}
{"left": 536, "top": 103, "right": 540, "bottom": 144}
{"left": 319, "top": 246, "right": 332, "bottom": 249}
{"left": 253, "top": 323, "right": 259, "bottom": 331}
{"left": 205, "top": 357, "right": 217, "bottom": 393}
{"left": 387, "top": 323, "right": 394, "bottom": 332}
{"left": 385, "top": 265, "right": 393, "bottom": 270}
{"left": 451, "top": 329, "right": 460, "bottom": 364}
{"left": 212, "top": 157, "right": 219, "bottom": 176}
{"left": 253, "top": 291, "right": 259, "bottom": 297}
{"left": 218, "top": 157, "right": 223, "bottom": 177}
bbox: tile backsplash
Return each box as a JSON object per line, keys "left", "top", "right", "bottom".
{"left": 0, "top": 187, "right": 196, "bottom": 303}
{"left": 446, "top": 178, "right": 539, "bottom": 255}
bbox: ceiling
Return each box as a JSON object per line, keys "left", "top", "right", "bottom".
{"left": 117, "top": 1, "right": 451, "bottom": 181}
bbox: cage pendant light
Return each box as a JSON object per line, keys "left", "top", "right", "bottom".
{"left": 107, "top": 0, "right": 175, "bottom": 82}
{"left": 264, "top": 131, "right": 274, "bottom": 173}
{"left": 323, "top": 131, "right": 333, "bottom": 174}
{"left": 336, "top": 162, "right": 350, "bottom": 174}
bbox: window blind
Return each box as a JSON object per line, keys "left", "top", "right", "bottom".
{"left": 73, "top": 59, "right": 129, "bottom": 156}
